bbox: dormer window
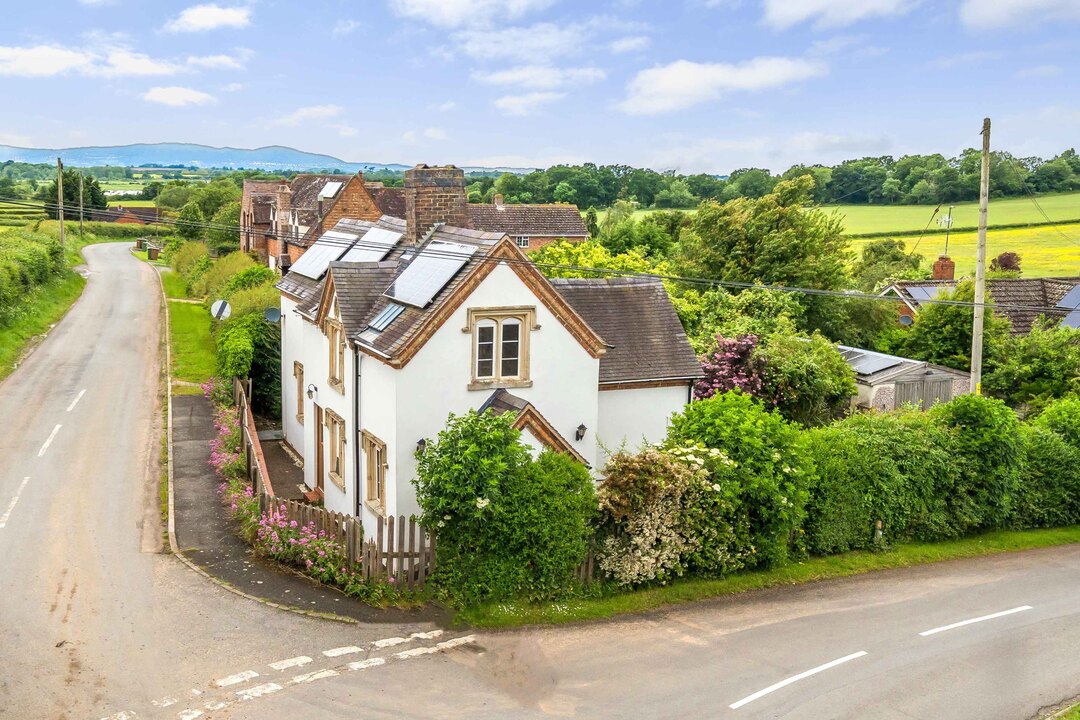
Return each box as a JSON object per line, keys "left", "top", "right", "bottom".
{"left": 466, "top": 307, "right": 536, "bottom": 390}
{"left": 326, "top": 300, "right": 346, "bottom": 392}
{"left": 515, "top": 236, "right": 530, "bottom": 249}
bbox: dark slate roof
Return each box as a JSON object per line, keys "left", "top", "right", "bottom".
{"left": 550, "top": 276, "right": 702, "bottom": 384}
{"left": 478, "top": 388, "right": 530, "bottom": 415}
{"left": 327, "top": 261, "right": 400, "bottom": 335}
{"left": 354, "top": 225, "right": 507, "bottom": 358}
{"left": 368, "top": 186, "right": 405, "bottom": 218}
{"left": 289, "top": 173, "right": 352, "bottom": 226}
{"left": 276, "top": 271, "right": 322, "bottom": 303}
{"left": 467, "top": 203, "right": 587, "bottom": 238}
{"left": 890, "top": 277, "right": 1080, "bottom": 334}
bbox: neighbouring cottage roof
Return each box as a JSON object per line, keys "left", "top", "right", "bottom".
{"left": 289, "top": 173, "right": 352, "bottom": 227}
{"left": 326, "top": 261, "right": 400, "bottom": 335}
{"left": 467, "top": 203, "right": 587, "bottom": 238}
{"left": 478, "top": 389, "right": 588, "bottom": 465}
{"left": 886, "top": 277, "right": 1080, "bottom": 334}
{"left": 242, "top": 180, "right": 279, "bottom": 205}
{"left": 368, "top": 186, "right": 406, "bottom": 218}
{"left": 252, "top": 196, "right": 274, "bottom": 225}
{"left": 550, "top": 276, "right": 702, "bottom": 385}
{"left": 837, "top": 345, "right": 968, "bottom": 386}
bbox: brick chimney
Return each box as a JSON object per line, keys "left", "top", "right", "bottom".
{"left": 404, "top": 164, "right": 468, "bottom": 244}
{"left": 493, "top": 193, "right": 504, "bottom": 208}
{"left": 932, "top": 255, "right": 955, "bottom": 281}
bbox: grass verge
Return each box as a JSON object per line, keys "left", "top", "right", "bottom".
{"left": 160, "top": 269, "right": 189, "bottom": 300}
{"left": 168, "top": 300, "right": 215, "bottom": 385}
{"left": 1060, "top": 705, "right": 1080, "bottom": 720}
{"left": 457, "top": 525, "right": 1080, "bottom": 629}
{"left": 0, "top": 271, "right": 86, "bottom": 383}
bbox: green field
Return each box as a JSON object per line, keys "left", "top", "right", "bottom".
{"left": 108, "top": 199, "right": 156, "bottom": 207}
{"left": 829, "top": 192, "right": 1080, "bottom": 235}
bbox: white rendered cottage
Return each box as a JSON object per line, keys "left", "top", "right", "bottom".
{"left": 276, "top": 165, "right": 700, "bottom": 531}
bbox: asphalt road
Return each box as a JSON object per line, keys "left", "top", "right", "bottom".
{"left": 1, "top": 243, "right": 1077, "bottom": 720}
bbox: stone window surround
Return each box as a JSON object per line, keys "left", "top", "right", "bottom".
{"left": 464, "top": 306, "right": 538, "bottom": 391}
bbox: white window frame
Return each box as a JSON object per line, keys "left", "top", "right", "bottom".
{"left": 515, "top": 236, "right": 531, "bottom": 249}
{"left": 465, "top": 307, "right": 536, "bottom": 390}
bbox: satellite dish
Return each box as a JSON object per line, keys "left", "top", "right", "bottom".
{"left": 264, "top": 307, "right": 281, "bottom": 324}
{"left": 211, "top": 300, "right": 232, "bottom": 320}
{"left": 899, "top": 314, "right": 914, "bottom": 326}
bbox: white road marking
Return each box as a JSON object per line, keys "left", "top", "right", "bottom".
{"left": 202, "top": 700, "right": 228, "bottom": 710}
{"left": 919, "top": 605, "right": 1033, "bottom": 637}
{"left": 66, "top": 389, "right": 86, "bottom": 412}
{"left": 151, "top": 696, "right": 178, "bottom": 707}
{"left": 100, "top": 712, "right": 137, "bottom": 720}
{"left": 372, "top": 636, "right": 408, "bottom": 648}
{"left": 177, "top": 711, "right": 203, "bottom": 720}
{"left": 347, "top": 657, "right": 387, "bottom": 671}
{"left": 291, "top": 668, "right": 339, "bottom": 684}
{"left": 268, "top": 656, "right": 312, "bottom": 671}
{"left": 729, "top": 651, "right": 869, "bottom": 710}
{"left": 213, "top": 670, "right": 259, "bottom": 687}
{"left": 411, "top": 630, "right": 444, "bottom": 640}
{"left": 436, "top": 635, "right": 477, "bottom": 650}
{"left": 395, "top": 646, "right": 438, "bottom": 659}
{"left": 0, "top": 477, "right": 31, "bottom": 530}
{"left": 322, "top": 645, "right": 363, "bottom": 658}
{"left": 37, "top": 424, "right": 62, "bottom": 457}
{"left": 235, "top": 682, "right": 282, "bottom": 701}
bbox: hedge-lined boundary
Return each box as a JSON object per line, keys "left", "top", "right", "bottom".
{"left": 0, "top": 271, "right": 85, "bottom": 383}
{"left": 458, "top": 525, "right": 1080, "bottom": 628}
{"left": 847, "top": 218, "right": 1080, "bottom": 239}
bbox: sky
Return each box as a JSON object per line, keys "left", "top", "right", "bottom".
{"left": 1, "top": 0, "right": 1080, "bottom": 173}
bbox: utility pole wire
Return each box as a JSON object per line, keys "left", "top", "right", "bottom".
{"left": 56, "top": 158, "right": 65, "bottom": 250}
{"left": 970, "top": 118, "right": 991, "bottom": 396}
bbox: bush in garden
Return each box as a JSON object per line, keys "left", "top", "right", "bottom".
{"left": 983, "top": 321, "right": 1080, "bottom": 411}
{"left": 694, "top": 334, "right": 769, "bottom": 402}
{"left": 170, "top": 241, "right": 208, "bottom": 282}
{"left": 758, "top": 332, "right": 857, "bottom": 427}
{"left": 930, "top": 394, "right": 1021, "bottom": 531}
{"left": 223, "top": 265, "right": 276, "bottom": 298}
{"left": 1030, "top": 396, "right": 1080, "bottom": 449}
{"left": 228, "top": 281, "right": 280, "bottom": 318}
{"left": 414, "top": 410, "right": 595, "bottom": 603}
{"left": 177, "top": 201, "right": 204, "bottom": 240}
{"left": 1012, "top": 425, "right": 1080, "bottom": 529}
{"left": 666, "top": 391, "right": 811, "bottom": 567}
{"left": 804, "top": 411, "right": 963, "bottom": 553}
{"left": 192, "top": 250, "right": 255, "bottom": 301}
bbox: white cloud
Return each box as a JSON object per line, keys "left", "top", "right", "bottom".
{"left": 762, "top": 0, "right": 913, "bottom": 29}
{"left": 222, "top": 82, "right": 244, "bottom": 91}
{"left": 1014, "top": 64, "right": 1063, "bottom": 78}
{"left": 434, "top": 100, "right": 456, "bottom": 111}
{"left": 332, "top": 19, "right": 362, "bottom": 36}
{"left": 927, "top": 50, "right": 1000, "bottom": 70}
{"left": 0, "top": 45, "right": 94, "bottom": 76}
{"left": 402, "top": 130, "right": 417, "bottom": 143}
{"left": 335, "top": 124, "right": 358, "bottom": 137}
{"left": 618, "top": 56, "right": 827, "bottom": 115}
{"left": 0, "top": 131, "right": 34, "bottom": 146}
{"left": 390, "top": 0, "right": 554, "bottom": 28}
{"left": 608, "top": 35, "right": 650, "bottom": 53}
{"left": 94, "top": 48, "right": 178, "bottom": 77}
{"left": 187, "top": 53, "right": 246, "bottom": 70}
{"left": 271, "top": 104, "right": 343, "bottom": 126}
{"left": 463, "top": 152, "right": 587, "bottom": 169}
{"left": 494, "top": 91, "right": 565, "bottom": 116}
{"left": 402, "top": 127, "right": 449, "bottom": 142}
{"left": 78, "top": 0, "right": 117, "bottom": 5}
{"left": 647, "top": 131, "right": 894, "bottom": 174}
{"left": 960, "top": 0, "right": 1080, "bottom": 28}
{"left": 424, "top": 127, "right": 448, "bottom": 140}
{"left": 473, "top": 64, "right": 605, "bottom": 89}
{"left": 164, "top": 4, "right": 252, "bottom": 32}
{"left": 455, "top": 23, "right": 587, "bottom": 62}
{"left": 143, "top": 86, "right": 216, "bottom": 106}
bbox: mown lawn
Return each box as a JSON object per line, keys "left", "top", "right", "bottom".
{"left": 168, "top": 301, "right": 215, "bottom": 384}
{"left": 160, "top": 269, "right": 189, "bottom": 299}
{"left": 457, "top": 525, "right": 1080, "bottom": 629}
{"left": 848, "top": 222, "right": 1080, "bottom": 278}
{"left": 0, "top": 271, "right": 86, "bottom": 383}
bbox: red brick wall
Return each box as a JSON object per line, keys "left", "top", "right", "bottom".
{"left": 313, "top": 175, "right": 382, "bottom": 237}
{"left": 404, "top": 165, "right": 468, "bottom": 244}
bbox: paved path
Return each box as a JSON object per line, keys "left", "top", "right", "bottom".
{"left": 1, "top": 243, "right": 1077, "bottom": 719}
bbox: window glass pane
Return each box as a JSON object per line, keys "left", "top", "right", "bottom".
{"left": 476, "top": 322, "right": 495, "bottom": 378}
{"left": 501, "top": 320, "right": 520, "bottom": 377}
{"left": 501, "top": 357, "right": 518, "bottom": 377}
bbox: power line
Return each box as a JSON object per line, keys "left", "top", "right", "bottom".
{"left": 1, "top": 195, "right": 1075, "bottom": 316}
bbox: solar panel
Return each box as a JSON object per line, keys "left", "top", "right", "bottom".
{"left": 369, "top": 303, "right": 405, "bottom": 331}
{"left": 849, "top": 352, "right": 904, "bottom": 376}
{"left": 1062, "top": 309, "right": 1080, "bottom": 328}
{"left": 318, "top": 181, "right": 343, "bottom": 200}
{"left": 1056, "top": 285, "right": 1080, "bottom": 310}
{"left": 287, "top": 236, "right": 350, "bottom": 279}
{"left": 339, "top": 227, "right": 401, "bottom": 263}
{"left": 384, "top": 241, "right": 478, "bottom": 308}
{"left": 906, "top": 285, "right": 948, "bottom": 303}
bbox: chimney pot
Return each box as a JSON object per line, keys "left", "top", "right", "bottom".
{"left": 932, "top": 255, "right": 955, "bottom": 281}
{"left": 493, "top": 194, "right": 504, "bottom": 208}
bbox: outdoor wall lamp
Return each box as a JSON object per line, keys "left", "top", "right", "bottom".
{"left": 306, "top": 383, "right": 318, "bottom": 400}
{"left": 575, "top": 424, "right": 587, "bottom": 441}
{"left": 416, "top": 438, "right": 428, "bottom": 453}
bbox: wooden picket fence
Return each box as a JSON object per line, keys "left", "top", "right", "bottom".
{"left": 233, "top": 378, "right": 273, "bottom": 497}
{"left": 256, "top": 494, "right": 436, "bottom": 590}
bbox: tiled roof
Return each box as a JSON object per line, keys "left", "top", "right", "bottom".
{"left": 368, "top": 186, "right": 405, "bottom": 218}
{"left": 891, "top": 277, "right": 1080, "bottom": 334}
{"left": 242, "top": 180, "right": 279, "bottom": 205}
{"left": 478, "top": 388, "right": 530, "bottom": 415}
{"left": 550, "top": 276, "right": 702, "bottom": 384}
{"left": 276, "top": 271, "right": 323, "bottom": 304}
{"left": 467, "top": 203, "right": 587, "bottom": 238}
{"left": 327, "top": 261, "right": 400, "bottom": 336}
{"left": 289, "top": 174, "right": 352, "bottom": 226}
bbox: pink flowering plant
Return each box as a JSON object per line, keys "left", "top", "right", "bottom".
{"left": 694, "top": 334, "right": 772, "bottom": 403}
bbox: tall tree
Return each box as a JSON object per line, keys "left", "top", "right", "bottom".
{"left": 38, "top": 169, "right": 107, "bottom": 219}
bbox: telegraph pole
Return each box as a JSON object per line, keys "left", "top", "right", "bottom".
{"left": 56, "top": 157, "right": 65, "bottom": 249}
{"left": 970, "top": 118, "right": 991, "bottom": 395}
{"left": 78, "top": 173, "right": 84, "bottom": 242}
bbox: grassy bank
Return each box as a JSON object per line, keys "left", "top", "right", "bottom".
{"left": 457, "top": 525, "right": 1080, "bottom": 629}
{"left": 168, "top": 301, "right": 215, "bottom": 385}
{"left": 0, "top": 271, "right": 86, "bottom": 382}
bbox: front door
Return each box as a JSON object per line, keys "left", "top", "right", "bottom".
{"left": 314, "top": 404, "right": 325, "bottom": 496}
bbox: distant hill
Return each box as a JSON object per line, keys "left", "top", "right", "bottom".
{"left": 0, "top": 142, "right": 534, "bottom": 174}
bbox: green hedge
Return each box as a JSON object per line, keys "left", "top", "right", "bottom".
{"left": 0, "top": 231, "right": 64, "bottom": 327}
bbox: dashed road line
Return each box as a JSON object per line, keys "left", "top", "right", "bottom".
{"left": 214, "top": 670, "right": 259, "bottom": 687}
{"left": 236, "top": 682, "right": 283, "bottom": 701}
{"left": 177, "top": 711, "right": 203, "bottom": 720}
{"left": 37, "top": 424, "right": 61, "bottom": 457}
{"left": 372, "top": 636, "right": 409, "bottom": 648}
{"left": 411, "top": 630, "right": 444, "bottom": 640}
{"left": 0, "top": 476, "right": 31, "bottom": 530}
{"left": 347, "top": 657, "right": 387, "bottom": 671}
{"left": 152, "top": 696, "right": 178, "bottom": 707}
{"left": 291, "top": 668, "right": 339, "bottom": 684}
{"left": 322, "top": 645, "right": 363, "bottom": 658}
{"left": 268, "top": 656, "right": 312, "bottom": 671}
{"left": 919, "top": 605, "right": 1033, "bottom": 637}
{"left": 729, "top": 651, "right": 869, "bottom": 710}
{"left": 66, "top": 388, "right": 86, "bottom": 412}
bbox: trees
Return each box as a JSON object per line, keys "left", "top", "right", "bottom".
{"left": 852, "top": 238, "right": 925, "bottom": 291}
{"left": 983, "top": 320, "right": 1080, "bottom": 410}
{"left": 207, "top": 201, "right": 242, "bottom": 254}
{"left": 38, "top": 170, "right": 107, "bottom": 219}
{"left": 652, "top": 179, "right": 697, "bottom": 208}
{"left": 177, "top": 202, "right": 205, "bottom": 240}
